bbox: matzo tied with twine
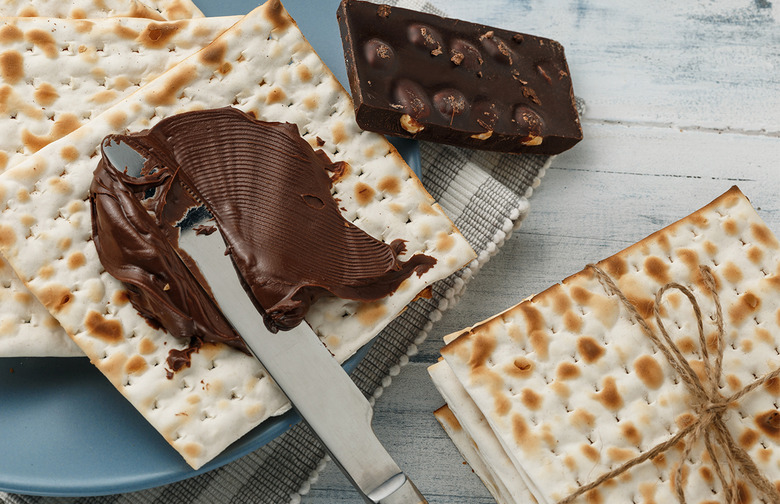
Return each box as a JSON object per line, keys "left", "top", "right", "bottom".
{"left": 438, "top": 186, "right": 780, "bottom": 503}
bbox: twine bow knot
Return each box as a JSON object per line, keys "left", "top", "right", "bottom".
{"left": 557, "top": 264, "right": 780, "bottom": 504}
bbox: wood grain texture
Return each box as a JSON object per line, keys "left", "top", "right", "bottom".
{"left": 444, "top": 0, "right": 780, "bottom": 133}
{"left": 303, "top": 0, "right": 779, "bottom": 502}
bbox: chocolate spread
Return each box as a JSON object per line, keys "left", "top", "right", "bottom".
{"left": 90, "top": 107, "right": 436, "bottom": 369}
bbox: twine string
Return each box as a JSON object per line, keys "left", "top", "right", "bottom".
{"left": 556, "top": 264, "right": 780, "bottom": 504}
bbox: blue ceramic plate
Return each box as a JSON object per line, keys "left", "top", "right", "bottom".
{"left": 0, "top": 344, "right": 371, "bottom": 497}
{"left": 0, "top": 0, "right": 420, "bottom": 496}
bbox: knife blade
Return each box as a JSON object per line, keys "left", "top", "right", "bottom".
{"left": 103, "top": 140, "right": 427, "bottom": 504}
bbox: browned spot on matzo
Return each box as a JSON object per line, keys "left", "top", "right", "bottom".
{"left": 747, "top": 245, "right": 764, "bottom": 264}
{"left": 265, "top": 86, "right": 286, "bottom": 104}
{"left": 593, "top": 376, "right": 622, "bottom": 410}
{"left": 37, "top": 265, "right": 54, "bottom": 279}
{"left": 377, "top": 175, "right": 400, "bottom": 195}
{"left": 563, "top": 310, "right": 582, "bottom": 332}
{"left": 67, "top": 251, "right": 86, "bottom": 270}
{"left": 436, "top": 231, "right": 455, "bottom": 252}
{"left": 33, "top": 82, "right": 58, "bottom": 106}
{"left": 506, "top": 356, "right": 534, "bottom": 378}
{"left": 24, "top": 29, "right": 57, "bottom": 58}
{"left": 699, "top": 466, "right": 714, "bottom": 484}
{"left": 577, "top": 336, "right": 605, "bottom": 363}
{"left": 584, "top": 489, "right": 603, "bottom": 504}
{"left": 739, "top": 428, "right": 759, "bottom": 449}
{"left": 199, "top": 39, "right": 226, "bottom": 66}
{"left": 644, "top": 255, "right": 670, "bottom": 284}
{"left": 90, "top": 89, "right": 119, "bottom": 104}
{"left": 675, "top": 336, "right": 695, "bottom": 354}
{"left": 571, "top": 409, "right": 595, "bottom": 429}
{"left": 106, "top": 110, "right": 128, "bottom": 130}
{"left": 17, "top": 6, "right": 38, "bottom": 17}
{"left": 85, "top": 310, "right": 123, "bottom": 343}
{"left": 601, "top": 255, "right": 628, "bottom": 279}
{"left": 752, "top": 222, "right": 780, "bottom": 248}
{"left": 729, "top": 291, "right": 760, "bottom": 325}
{"left": 13, "top": 291, "right": 31, "bottom": 304}
{"left": 569, "top": 285, "right": 591, "bottom": 306}
{"left": 581, "top": 444, "right": 599, "bottom": 462}
{"left": 434, "top": 405, "right": 461, "bottom": 431}
{"left": 0, "top": 224, "right": 16, "bottom": 248}
{"left": 182, "top": 443, "right": 202, "bottom": 460}
{"left": 354, "top": 181, "right": 375, "bottom": 205}
{"left": 138, "top": 337, "right": 157, "bottom": 355}
{"left": 331, "top": 121, "right": 347, "bottom": 144}
{"left": 511, "top": 413, "right": 537, "bottom": 452}
{"left": 494, "top": 393, "right": 511, "bottom": 417}
{"left": 727, "top": 375, "right": 742, "bottom": 393}
{"left": 302, "top": 94, "right": 317, "bottom": 109}
{"left": 74, "top": 20, "right": 94, "bottom": 34}
{"left": 0, "top": 25, "right": 23, "bottom": 44}
{"left": 520, "top": 388, "right": 541, "bottom": 410}
{"left": 60, "top": 146, "right": 79, "bottom": 162}
{"left": 529, "top": 330, "right": 549, "bottom": 359}
{"left": 765, "top": 376, "right": 780, "bottom": 395}
{"left": 549, "top": 284, "right": 571, "bottom": 313}
{"left": 46, "top": 175, "right": 72, "bottom": 195}
{"left": 0, "top": 51, "right": 24, "bottom": 84}
{"left": 147, "top": 63, "right": 197, "bottom": 106}
{"left": 125, "top": 355, "right": 147, "bottom": 375}
{"left": 140, "top": 22, "right": 182, "bottom": 49}
{"left": 621, "top": 422, "right": 642, "bottom": 445}
{"left": 756, "top": 410, "right": 780, "bottom": 441}
{"left": 22, "top": 113, "right": 81, "bottom": 153}
{"left": 112, "top": 289, "right": 130, "bottom": 306}
{"left": 263, "top": 0, "right": 292, "bottom": 30}
{"left": 355, "top": 301, "right": 387, "bottom": 327}
{"left": 556, "top": 362, "right": 579, "bottom": 380}
{"left": 550, "top": 381, "right": 570, "bottom": 398}
{"left": 39, "top": 284, "right": 73, "bottom": 312}
{"left": 468, "top": 332, "right": 496, "bottom": 369}
{"left": 607, "top": 446, "right": 636, "bottom": 462}
{"left": 722, "top": 261, "right": 743, "bottom": 283}
{"left": 722, "top": 217, "right": 738, "bottom": 235}
{"left": 296, "top": 64, "right": 312, "bottom": 82}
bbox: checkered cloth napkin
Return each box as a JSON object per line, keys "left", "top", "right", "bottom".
{"left": 0, "top": 0, "right": 584, "bottom": 502}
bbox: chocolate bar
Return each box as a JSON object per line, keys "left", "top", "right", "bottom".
{"left": 337, "top": 0, "right": 582, "bottom": 154}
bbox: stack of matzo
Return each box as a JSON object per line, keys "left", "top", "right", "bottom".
{"left": 431, "top": 186, "right": 780, "bottom": 503}
{"left": 0, "top": 0, "right": 475, "bottom": 469}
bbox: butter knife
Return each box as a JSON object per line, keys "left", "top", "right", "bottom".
{"left": 105, "top": 142, "right": 427, "bottom": 504}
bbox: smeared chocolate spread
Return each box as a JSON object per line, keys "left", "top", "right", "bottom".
{"left": 90, "top": 107, "right": 435, "bottom": 373}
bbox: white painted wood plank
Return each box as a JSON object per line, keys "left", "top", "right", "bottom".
{"left": 443, "top": 0, "right": 780, "bottom": 132}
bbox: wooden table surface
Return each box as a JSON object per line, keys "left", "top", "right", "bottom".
{"left": 301, "top": 0, "right": 780, "bottom": 502}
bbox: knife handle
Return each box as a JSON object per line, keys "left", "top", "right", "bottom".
{"left": 371, "top": 476, "right": 427, "bottom": 504}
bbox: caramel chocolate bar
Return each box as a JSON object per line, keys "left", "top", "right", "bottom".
{"left": 337, "top": 0, "right": 582, "bottom": 154}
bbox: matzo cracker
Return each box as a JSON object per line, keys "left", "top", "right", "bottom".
{"left": 0, "top": 0, "right": 165, "bottom": 19}
{"left": 0, "top": 15, "right": 238, "bottom": 356}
